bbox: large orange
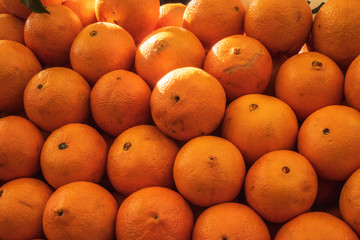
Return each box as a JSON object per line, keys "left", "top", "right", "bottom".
{"left": 183, "top": 0, "right": 246, "bottom": 50}
{"left": 192, "top": 202, "right": 271, "bottom": 240}
{"left": 95, "top": 0, "right": 160, "bottom": 43}
{"left": 173, "top": 135, "right": 246, "bottom": 207}
{"left": 24, "top": 4, "right": 83, "bottom": 67}
{"left": 150, "top": 67, "right": 226, "bottom": 141}
{"left": 116, "top": 187, "right": 194, "bottom": 240}
{"left": 221, "top": 94, "right": 299, "bottom": 166}
{"left": 203, "top": 34, "right": 273, "bottom": 102}
{"left": 70, "top": 22, "right": 136, "bottom": 85}
{"left": 0, "top": 178, "right": 53, "bottom": 240}
{"left": 90, "top": 70, "right": 151, "bottom": 137}
{"left": 244, "top": 0, "right": 312, "bottom": 56}
{"left": 312, "top": 0, "right": 360, "bottom": 69}
{"left": 156, "top": 3, "right": 186, "bottom": 29}
{"left": 0, "top": 13, "right": 24, "bottom": 44}
{"left": 43, "top": 181, "right": 118, "bottom": 240}
{"left": 345, "top": 54, "right": 360, "bottom": 111}
{"left": 274, "top": 212, "right": 359, "bottom": 240}
{"left": 0, "top": 40, "right": 42, "bottom": 113}
{"left": 245, "top": 150, "right": 318, "bottom": 223}
{"left": 107, "top": 125, "right": 179, "bottom": 196}
{"left": 135, "top": 26, "right": 205, "bottom": 89}
{"left": 297, "top": 105, "right": 360, "bottom": 181}
{"left": 41, "top": 123, "right": 107, "bottom": 189}
{"left": 23, "top": 67, "right": 91, "bottom": 133}
{"left": 62, "top": 0, "right": 96, "bottom": 27}
{"left": 275, "top": 51, "right": 344, "bottom": 121}
{"left": 0, "top": 116, "right": 44, "bottom": 181}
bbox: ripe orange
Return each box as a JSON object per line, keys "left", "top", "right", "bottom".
{"left": 192, "top": 202, "right": 271, "bottom": 240}
{"left": 345, "top": 54, "right": 360, "bottom": 111}
{"left": 116, "top": 186, "right": 194, "bottom": 240}
{"left": 245, "top": 150, "right": 318, "bottom": 223}
{"left": 107, "top": 125, "right": 179, "bottom": 196}
{"left": 221, "top": 94, "right": 299, "bottom": 165}
{"left": 297, "top": 105, "right": 360, "bottom": 181}
{"left": 43, "top": 181, "right": 118, "bottom": 240}
{"left": 244, "top": 0, "right": 312, "bottom": 56}
{"left": 95, "top": 0, "right": 160, "bottom": 43}
{"left": 62, "top": 0, "right": 96, "bottom": 27}
{"left": 173, "top": 135, "right": 246, "bottom": 207}
{"left": 274, "top": 212, "right": 359, "bottom": 240}
{"left": 70, "top": 22, "right": 136, "bottom": 85}
{"left": 0, "top": 116, "right": 44, "bottom": 181}
{"left": 183, "top": 0, "right": 246, "bottom": 50}
{"left": 0, "top": 13, "right": 24, "bottom": 44}
{"left": 275, "top": 52, "right": 344, "bottom": 121}
{"left": 23, "top": 67, "right": 91, "bottom": 133}
{"left": 150, "top": 67, "right": 226, "bottom": 141}
{"left": 90, "top": 70, "right": 151, "bottom": 136}
{"left": 156, "top": 3, "right": 186, "bottom": 29}
{"left": 203, "top": 34, "right": 273, "bottom": 101}
{"left": 24, "top": 4, "right": 83, "bottom": 67}
{"left": 0, "top": 40, "right": 42, "bottom": 113}
{"left": 0, "top": 178, "right": 53, "bottom": 240}
{"left": 135, "top": 26, "right": 205, "bottom": 89}
{"left": 41, "top": 123, "right": 107, "bottom": 189}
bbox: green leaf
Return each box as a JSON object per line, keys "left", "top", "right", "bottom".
{"left": 21, "top": 0, "right": 50, "bottom": 14}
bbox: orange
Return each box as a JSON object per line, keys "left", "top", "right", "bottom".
{"left": 274, "top": 212, "right": 359, "bottom": 240}
{"left": 244, "top": 0, "right": 312, "bottom": 57}
{"left": 297, "top": 105, "right": 360, "bottom": 181}
{"left": 245, "top": 150, "right": 318, "bottom": 223}
{"left": 70, "top": 22, "right": 136, "bottom": 85}
{"left": 43, "top": 181, "right": 118, "bottom": 240}
{"left": 23, "top": 67, "right": 91, "bottom": 133}
{"left": 0, "top": 1, "right": 9, "bottom": 14}
{"left": 116, "top": 186, "right": 194, "bottom": 240}
{"left": 155, "top": 3, "right": 186, "bottom": 29}
{"left": 173, "top": 135, "right": 246, "bottom": 207}
{"left": 107, "top": 125, "right": 179, "bottom": 196}
{"left": 95, "top": 0, "right": 160, "bottom": 43}
{"left": 90, "top": 70, "right": 151, "bottom": 136}
{"left": 24, "top": 4, "right": 83, "bottom": 67}
{"left": 192, "top": 202, "right": 271, "bottom": 240}
{"left": 150, "top": 67, "right": 226, "bottom": 141}
{"left": 0, "top": 178, "right": 53, "bottom": 240}
{"left": 0, "top": 40, "right": 42, "bottom": 113}
{"left": 275, "top": 52, "right": 344, "bottom": 121}
{"left": 221, "top": 94, "right": 299, "bottom": 166}
{"left": 183, "top": 0, "right": 246, "bottom": 50}
{"left": 0, "top": 116, "right": 44, "bottom": 181}
{"left": 41, "top": 123, "right": 107, "bottom": 189}
{"left": 312, "top": 0, "right": 360, "bottom": 69}
{"left": 0, "top": 14, "right": 24, "bottom": 44}
{"left": 62, "top": 0, "right": 96, "bottom": 27}
{"left": 203, "top": 34, "right": 273, "bottom": 102}
{"left": 135, "top": 26, "right": 205, "bottom": 89}
{"left": 345, "top": 54, "right": 360, "bottom": 111}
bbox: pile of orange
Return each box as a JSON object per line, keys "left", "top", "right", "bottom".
{"left": 1, "top": 0, "right": 360, "bottom": 239}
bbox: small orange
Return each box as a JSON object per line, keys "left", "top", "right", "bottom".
{"left": 183, "top": 0, "right": 246, "bottom": 50}
{"left": 345, "top": 54, "right": 360, "bottom": 111}
{"left": 135, "top": 26, "right": 205, "bottom": 88}
{"left": 107, "top": 125, "right": 179, "bottom": 196}
{"left": 221, "top": 94, "right": 299, "bottom": 166}
{"left": 23, "top": 67, "right": 91, "bottom": 133}
{"left": 0, "top": 13, "right": 24, "bottom": 44}
{"left": 70, "top": 22, "right": 136, "bottom": 85}
{"left": 24, "top": 4, "right": 83, "bottom": 67}
{"left": 41, "top": 123, "right": 107, "bottom": 189}
{"left": 203, "top": 34, "right": 273, "bottom": 102}
{"left": 116, "top": 186, "right": 194, "bottom": 240}
{"left": 192, "top": 202, "right": 271, "bottom": 240}
{"left": 297, "top": 105, "right": 360, "bottom": 181}
{"left": 156, "top": 3, "right": 186, "bottom": 29}
{"left": 0, "top": 178, "right": 53, "bottom": 240}
{"left": 150, "top": 67, "right": 226, "bottom": 141}
{"left": 173, "top": 135, "right": 246, "bottom": 207}
{"left": 90, "top": 70, "right": 151, "bottom": 136}
{"left": 62, "top": 0, "right": 96, "bottom": 27}
{"left": 43, "top": 181, "right": 118, "bottom": 240}
{"left": 0, "top": 116, "right": 44, "bottom": 181}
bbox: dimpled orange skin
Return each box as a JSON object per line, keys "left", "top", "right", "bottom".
{"left": 62, "top": 0, "right": 97, "bottom": 27}
{"left": 345, "top": 54, "right": 360, "bottom": 111}
{"left": 0, "top": 14, "right": 25, "bottom": 44}
{"left": 155, "top": 3, "right": 186, "bottom": 29}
